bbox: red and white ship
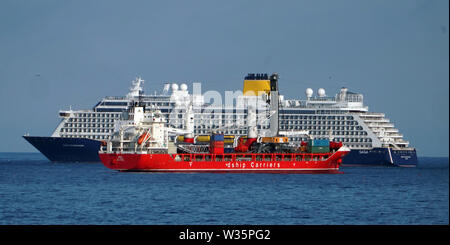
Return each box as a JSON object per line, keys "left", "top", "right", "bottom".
{"left": 99, "top": 73, "right": 350, "bottom": 173}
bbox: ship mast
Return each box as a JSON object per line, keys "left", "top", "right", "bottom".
{"left": 265, "top": 73, "right": 280, "bottom": 137}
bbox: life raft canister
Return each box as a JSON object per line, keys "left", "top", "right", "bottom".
{"left": 137, "top": 132, "right": 150, "bottom": 145}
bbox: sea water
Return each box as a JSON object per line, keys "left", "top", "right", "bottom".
{"left": 0, "top": 153, "right": 447, "bottom": 224}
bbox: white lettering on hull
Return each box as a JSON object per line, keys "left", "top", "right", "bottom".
{"left": 224, "top": 162, "right": 282, "bottom": 169}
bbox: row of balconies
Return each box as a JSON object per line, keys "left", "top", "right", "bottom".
{"left": 367, "top": 123, "right": 395, "bottom": 128}
{"left": 359, "top": 113, "right": 385, "bottom": 117}
{"left": 374, "top": 132, "right": 404, "bottom": 138}
{"left": 363, "top": 118, "right": 390, "bottom": 123}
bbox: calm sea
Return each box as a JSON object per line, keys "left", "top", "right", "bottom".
{"left": 0, "top": 153, "right": 448, "bottom": 225}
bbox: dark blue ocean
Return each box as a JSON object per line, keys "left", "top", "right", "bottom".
{"left": 0, "top": 153, "right": 448, "bottom": 225}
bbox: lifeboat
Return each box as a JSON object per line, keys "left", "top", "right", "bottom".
{"left": 137, "top": 132, "right": 151, "bottom": 145}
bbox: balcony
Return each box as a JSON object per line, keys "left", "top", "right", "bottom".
{"left": 359, "top": 113, "right": 385, "bottom": 118}
{"left": 363, "top": 118, "right": 390, "bottom": 123}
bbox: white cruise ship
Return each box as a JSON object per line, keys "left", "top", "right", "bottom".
{"left": 24, "top": 73, "right": 417, "bottom": 166}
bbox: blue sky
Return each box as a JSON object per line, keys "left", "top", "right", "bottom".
{"left": 0, "top": 0, "right": 448, "bottom": 156}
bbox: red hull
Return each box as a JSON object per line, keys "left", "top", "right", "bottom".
{"left": 99, "top": 150, "right": 349, "bottom": 174}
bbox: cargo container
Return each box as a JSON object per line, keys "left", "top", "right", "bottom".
{"left": 224, "top": 139, "right": 234, "bottom": 144}
{"left": 210, "top": 141, "right": 224, "bottom": 154}
{"left": 308, "top": 139, "right": 330, "bottom": 147}
{"left": 306, "top": 146, "right": 329, "bottom": 153}
{"left": 210, "top": 141, "right": 224, "bottom": 147}
{"left": 179, "top": 135, "right": 231, "bottom": 143}
{"left": 261, "top": 137, "right": 289, "bottom": 143}
{"left": 209, "top": 147, "right": 224, "bottom": 154}
{"left": 211, "top": 134, "right": 225, "bottom": 141}
{"left": 224, "top": 147, "right": 235, "bottom": 153}
{"left": 224, "top": 135, "right": 235, "bottom": 144}
{"left": 197, "top": 135, "right": 211, "bottom": 142}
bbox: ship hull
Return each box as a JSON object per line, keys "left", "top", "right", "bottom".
{"left": 23, "top": 136, "right": 101, "bottom": 162}
{"left": 342, "top": 147, "right": 418, "bottom": 167}
{"left": 99, "top": 150, "right": 349, "bottom": 173}
{"left": 23, "top": 136, "right": 418, "bottom": 167}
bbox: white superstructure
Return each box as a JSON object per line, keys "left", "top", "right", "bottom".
{"left": 52, "top": 76, "right": 413, "bottom": 150}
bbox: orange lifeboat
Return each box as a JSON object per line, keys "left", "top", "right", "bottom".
{"left": 137, "top": 132, "right": 151, "bottom": 145}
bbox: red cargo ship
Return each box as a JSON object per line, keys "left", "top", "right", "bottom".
{"left": 99, "top": 73, "right": 350, "bottom": 173}
{"left": 99, "top": 150, "right": 349, "bottom": 173}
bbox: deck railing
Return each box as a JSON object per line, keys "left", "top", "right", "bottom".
{"left": 171, "top": 153, "right": 331, "bottom": 162}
